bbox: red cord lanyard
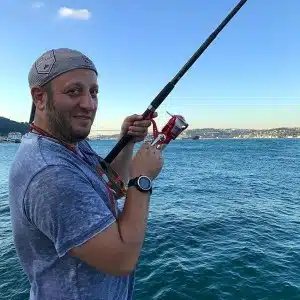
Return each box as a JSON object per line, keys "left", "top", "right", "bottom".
{"left": 29, "top": 123, "right": 118, "bottom": 218}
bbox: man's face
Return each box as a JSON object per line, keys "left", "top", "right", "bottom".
{"left": 45, "top": 69, "right": 98, "bottom": 143}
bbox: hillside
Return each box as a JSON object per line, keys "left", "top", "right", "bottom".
{"left": 184, "top": 127, "right": 300, "bottom": 139}
{"left": 0, "top": 117, "right": 29, "bottom": 136}
{"left": 1, "top": 116, "right": 300, "bottom": 139}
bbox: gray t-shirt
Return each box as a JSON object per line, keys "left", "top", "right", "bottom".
{"left": 9, "top": 132, "right": 135, "bottom": 300}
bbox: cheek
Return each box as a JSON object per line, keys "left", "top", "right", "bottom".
{"left": 53, "top": 98, "right": 77, "bottom": 114}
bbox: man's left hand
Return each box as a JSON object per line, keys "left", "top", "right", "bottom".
{"left": 120, "top": 112, "right": 158, "bottom": 143}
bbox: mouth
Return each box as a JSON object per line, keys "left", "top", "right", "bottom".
{"left": 73, "top": 116, "right": 92, "bottom": 120}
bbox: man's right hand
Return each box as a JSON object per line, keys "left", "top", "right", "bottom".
{"left": 130, "top": 143, "right": 163, "bottom": 180}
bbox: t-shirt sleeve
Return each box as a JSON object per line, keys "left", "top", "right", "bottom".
{"left": 24, "top": 165, "right": 116, "bottom": 257}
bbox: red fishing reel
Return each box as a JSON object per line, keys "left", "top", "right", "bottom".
{"left": 147, "top": 112, "right": 188, "bottom": 149}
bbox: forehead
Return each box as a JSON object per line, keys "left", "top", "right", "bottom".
{"left": 51, "top": 68, "right": 98, "bottom": 88}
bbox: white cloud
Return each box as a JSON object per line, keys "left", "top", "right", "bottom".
{"left": 32, "top": 2, "right": 44, "bottom": 9}
{"left": 58, "top": 7, "right": 91, "bottom": 20}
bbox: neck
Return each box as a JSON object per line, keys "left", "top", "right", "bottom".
{"left": 30, "top": 122, "right": 77, "bottom": 151}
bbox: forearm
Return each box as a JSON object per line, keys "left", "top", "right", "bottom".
{"left": 69, "top": 187, "right": 150, "bottom": 276}
{"left": 110, "top": 140, "right": 135, "bottom": 183}
{"left": 117, "top": 187, "right": 150, "bottom": 271}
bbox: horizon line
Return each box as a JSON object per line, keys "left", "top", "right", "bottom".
{"left": 90, "top": 126, "right": 300, "bottom": 132}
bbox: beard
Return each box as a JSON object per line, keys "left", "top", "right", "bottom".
{"left": 46, "top": 104, "right": 93, "bottom": 144}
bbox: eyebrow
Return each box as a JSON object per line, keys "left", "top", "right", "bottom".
{"left": 64, "top": 81, "right": 98, "bottom": 89}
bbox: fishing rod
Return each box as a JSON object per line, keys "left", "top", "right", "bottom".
{"left": 104, "top": 0, "right": 248, "bottom": 164}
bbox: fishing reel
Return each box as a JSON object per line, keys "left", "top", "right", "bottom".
{"left": 98, "top": 112, "right": 188, "bottom": 204}
{"left": 147, "top": 112, "right": 189, "bottom": 150}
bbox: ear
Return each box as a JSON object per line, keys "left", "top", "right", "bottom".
{"left": 31, "top": 87, "right": 48, "bottom": 111}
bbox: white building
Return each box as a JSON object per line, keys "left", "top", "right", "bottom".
{"left": 8, "top": 132, "right": 22, "bottom": 142}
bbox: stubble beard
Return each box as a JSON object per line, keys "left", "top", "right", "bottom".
{"left": 45, "top": 94, "right": 90, "bottom": 144}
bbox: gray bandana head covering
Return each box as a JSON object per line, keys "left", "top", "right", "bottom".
{"left": 28, "top": 48, "right": 98, "bottom": 88}
{"left": 28, "top": 48, "right": 98, "bottom": 122}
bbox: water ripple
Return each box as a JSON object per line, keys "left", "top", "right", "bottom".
{"left": 1, "top": 139, "right": 300, "bottom": 299}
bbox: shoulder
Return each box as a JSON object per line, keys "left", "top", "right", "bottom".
{"left": 24, "top": 164, "right": 97, "bottom": 221}
{"left": 13, "top": 132, "right": 80, "bottom": 168}
{"left": 26, "top": 165, "right": 93, "bottom": 204}
{"left": 9, "top": 133, "right": 91, "bottom": 197}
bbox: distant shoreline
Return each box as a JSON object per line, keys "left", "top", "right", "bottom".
{"left": 1, "top": 137, "right": 299, "bottom": 145}
{"left": 88, "top": 137, "right": 300, "bottom": 141}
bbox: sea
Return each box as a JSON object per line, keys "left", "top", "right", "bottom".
{"left": 0, "top": 138, "right": 300, "bottom": 300}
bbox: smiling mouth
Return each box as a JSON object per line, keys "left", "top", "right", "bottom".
{"left": 74, "top": 116, "right": 91, "bottom": 120}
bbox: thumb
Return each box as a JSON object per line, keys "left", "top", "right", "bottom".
{"left": 152, "top": 112, "right": 158, "bottom": 118}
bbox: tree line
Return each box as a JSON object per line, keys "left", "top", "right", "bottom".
{"left": 0, "top": 117, "right": 29, "bottom": 136}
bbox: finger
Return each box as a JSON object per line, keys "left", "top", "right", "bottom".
{"left": 128, "top": 126, "right": 148, "bottom": 134}
{"left": 124, "top": 114, "right": 143, "bottom": 122}
{"left": 136, "top": 112, "right": 158, "bottom": 120}
{"left": 128, "top": 126, "right": 148, "bottom": 135}
{"left": 125, "top": 112, "right": 157, "bottom": 125}
{"left": 149, "top": 144, "right": 162, "bottom": 154}
{"left": 143, "top": 112, "right": 158, "bottom": 121}
{"left": 132, "top": 120, "right": 152, "bottom": 127}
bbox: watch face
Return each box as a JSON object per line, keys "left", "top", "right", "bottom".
{"left": 138, "top": 176, "right": 151, "bottom": 190}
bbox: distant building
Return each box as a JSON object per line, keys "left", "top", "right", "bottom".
{"left": 8, "top": 132, "right": 22, "bottom": 143}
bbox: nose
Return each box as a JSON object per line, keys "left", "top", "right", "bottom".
{"left": 79, "top": 93, "right": 97, "bottom": 111}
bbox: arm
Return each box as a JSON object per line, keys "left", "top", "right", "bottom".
{"left": 26, "top": 165, "right": 151, "bottom": 277}
{"left": 70, "top": 143, "right": 162, "bottom": 276}
{"left": 70, "top": 186, "right": 150, "bottom": 275}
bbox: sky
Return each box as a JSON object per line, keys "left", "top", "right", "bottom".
{"left": 0, "top": 0, "right": 299, "bottom": 134}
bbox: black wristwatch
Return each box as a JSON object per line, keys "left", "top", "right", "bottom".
{"left": 128, "top": 175, "right": 152, "bottom": 195}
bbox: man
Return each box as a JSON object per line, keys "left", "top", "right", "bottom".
{"left": 9, "top": 48, "right": 163, "bottom": 300}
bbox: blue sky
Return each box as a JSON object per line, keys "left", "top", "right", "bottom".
{"left": 0, "top": 0, "right": 299, "bottom": 133}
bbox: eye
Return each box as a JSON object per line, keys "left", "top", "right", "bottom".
{"left": 90, "top": 89, "right": 99, "bottom": 98}
{"left": 67, "top": 87, "right": 82, "bottom": 97}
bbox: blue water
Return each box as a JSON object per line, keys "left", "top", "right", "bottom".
{"left": 1, "top": 139, "right": 300, "bottom": 299}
